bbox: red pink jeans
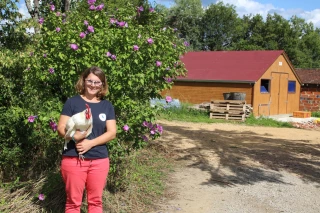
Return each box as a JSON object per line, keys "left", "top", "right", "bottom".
{"left": 61, "top": 156, "right": 110, "bottom": 213}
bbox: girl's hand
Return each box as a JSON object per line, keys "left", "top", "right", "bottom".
{"left": 76, "top": 139, "right": 93, "bottom": 155}
{"left": 73, "top": 130, "right": 87, "bottom": 141}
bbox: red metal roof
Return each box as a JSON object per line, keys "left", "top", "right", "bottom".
{"left": 295, "top": 68, "right": 320, "bottom": 84}
{"left": 178, "top": 50, "right": 284, "bottom": 82}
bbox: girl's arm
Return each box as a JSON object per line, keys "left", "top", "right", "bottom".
{"left": 57, "top": 114, "right": 87, "bottom": 141}
{"left": 76, "top": 119, "right": 117, "bottom": 155}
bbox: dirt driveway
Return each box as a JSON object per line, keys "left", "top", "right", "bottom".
{"left": 152, "top": 120, "right": 320, "bottom": 213}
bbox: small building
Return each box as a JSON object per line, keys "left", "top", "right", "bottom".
{"left": 165, "top": 50, "right": 302, "bottom": 116}
{"left": 295, "top": 68, "right": 320, "bottom": 111}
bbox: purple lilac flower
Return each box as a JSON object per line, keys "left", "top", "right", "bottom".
{"left": 123, "top": 125, "right": 129, "bottom": 132}
{"left": 49, "top": 121, "right": 57, "bottom": 132}
{"left": 43, "top": 53, "right": 47, "bottom": 58}
{"left": 79, "top": 32, "right": 86, "bottom": 38}
{"left": 28, "top": 115, "right": 37, "bottom": 123}
{"left": 56, "top": 27, "right": 61, "bottom": 32}
{"left": 156, "top": 124, "right": 163, "bottom": 134}
{"left": 174, "top": 28, "right": 178, "bottom": 32}
{"left": 150, "top": 129, "right": 155, "bottom": 135}
{"left": 38, "top": 17, "right": 44, "bottom": 24}
{"left": 142, "top": 135, "right": 149, "bottom": 141}
{"left": 56, "top": 12, "right": 61, "bottom": 16}
{"left": 133, "top": 45, "right": 139, "bottom": 51}
{"left": 143, "top": 121, "right": 149, "bottom": 127}
{"left": 147, "top": 38, "right": 153, "bottom": 44}
{"left": 50, "top": 4, "right": 55, "bottom": 11}
{"left": 96, "top": 4, "right": 104, "bottom": 11}
{"left": 156, "top": 61, "right": 162, "bottom": 67}
{"left": 38, "top": 194, "right": 45, "bottom": 201}
{"left": 110, "top": 18, "right": 116, "bottom": 24}
{"left": 138, "top": 6, "right": 144, "bottom": 12}
{"left": 106, "top": 52, "right": 111, "bottom": 57}
{"left": 111, "top": 55, "right": 116, "bottom": 60}
{"left": 166, "top": 96, "right": 172, "bottom": 103}
{"left": 30, "top": 52, "right": 33, "bottom": 56}
{"left": 149, "top": 8, "right": 155, "bottom": 12}
{"left": 89, "top": 5, "right": 96, "bottom": 10}
{"left": 62, "top": 13, "right": 66, "bottom": 17}
{"left": 87, "top": 26, "right": 94, "bottom": 33}
{"left": 70, "top": 44, "right": 79, "bottom": 50}
{"left": 117, "top": 21, "right": 127, "bottom": 27}
{"left": 62, "top": 19, "right": 66, "bottom": 23}
{"left": 164, "top": 77, "right": 172, "bottom": 83}
{"left": 84, "top": 20, "right": 88, "bottom": 25}
{"left": 49, "top": 68, "right": 54, "bottom": 73}
{"left": 87, "top": 0, "right": 96, "bottom": 5}
{"left": 184, "top": 41, "right": 190, "bottom": 47}
{"left": 173, "top": 43, "right": 177, "bottom": 48}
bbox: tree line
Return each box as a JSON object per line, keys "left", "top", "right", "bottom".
{"left": 1, "top": 0, "right": 320, "bottom": 68}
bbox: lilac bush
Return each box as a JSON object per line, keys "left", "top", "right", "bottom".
{"left": 24, "top": 1, "right": 187, "bottom": 168}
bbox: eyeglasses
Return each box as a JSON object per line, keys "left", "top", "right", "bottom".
{"left": 85, "top": 79, "right": 103, "bottom": 86}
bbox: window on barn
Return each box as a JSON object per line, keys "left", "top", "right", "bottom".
{"left": 260, "top": 79, "right": 270, "bottom": 93}
{"left": 288, "top": 81, "right": 296, "bottom": 93}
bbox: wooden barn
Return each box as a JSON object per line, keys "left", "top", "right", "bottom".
{"left": 165, "top": 51, "right": 302, "bottom": 116}
{"left": 295, "top": 68, "right": 320, "bottom": 111}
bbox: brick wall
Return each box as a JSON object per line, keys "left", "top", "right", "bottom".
{"left": 300, "top": 86, "right": 320, "bottom": 111}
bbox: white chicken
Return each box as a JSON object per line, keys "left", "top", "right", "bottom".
{"left": 64, "top": 103, "right": 93, "bottom": 158}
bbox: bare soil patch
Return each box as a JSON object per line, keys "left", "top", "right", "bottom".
{"left": 152, "top": 120, "right": 320, "bottom": 213}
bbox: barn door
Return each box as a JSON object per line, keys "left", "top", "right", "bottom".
{"left": 278, "top": 73, "right": 288, "bottom": 114}
{"left": 270, "top": 72, "right": 288, "bottom": 115}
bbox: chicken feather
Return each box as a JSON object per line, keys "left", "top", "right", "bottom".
{"left": 64, "top": 104, "right": 93, "bottom": 158}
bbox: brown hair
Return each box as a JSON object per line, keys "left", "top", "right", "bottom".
{"left": 75, "top": 66, "right": 108, "bottom": 99}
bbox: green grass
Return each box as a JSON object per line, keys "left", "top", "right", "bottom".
{"left": 311, "top": 111, "right": 320, "bottom": 117}
{"left": 244, "top": 114, "right": 293, "bottom": 128}
{"left": 158, "top": 103, "right": 228, "bottom": 123}
{"left": 158, "top": 103, "right": 293, "bottom": 128}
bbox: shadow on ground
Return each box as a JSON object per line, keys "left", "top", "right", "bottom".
{"left": 156, "top": 123, "right": 320, "bottom": 187}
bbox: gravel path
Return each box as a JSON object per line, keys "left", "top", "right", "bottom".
{"left": 152, "top": 120, "right": 320, "bottom": 213}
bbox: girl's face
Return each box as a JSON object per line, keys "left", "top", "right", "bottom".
{"left": 84, "top": 73, "right": 103, "bottom": 97}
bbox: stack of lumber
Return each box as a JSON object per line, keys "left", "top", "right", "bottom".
{"left": 210, "top": 100, "right": 252, "bottom": 121}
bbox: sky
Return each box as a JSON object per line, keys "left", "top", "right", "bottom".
{"left": 16, "top": 0, "right": 320, "bottom": 28}
{"left": 154, "top": 0, "right": 320, "bottom": 28}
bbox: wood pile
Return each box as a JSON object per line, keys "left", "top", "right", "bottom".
{"left": 210, "top": 100, "right": 252, "bottom": 121}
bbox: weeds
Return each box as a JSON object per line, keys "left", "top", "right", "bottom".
{"left": 0, "top": 145, "right": 172, "bottom": 213}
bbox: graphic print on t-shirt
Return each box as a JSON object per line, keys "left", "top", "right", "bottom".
{"left": 99, "top": 113, "right": 106, "bottom": 121}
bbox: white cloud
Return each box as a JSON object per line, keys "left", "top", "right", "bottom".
{"left": 155, "top": 0, "right": 320, "bottom": 28}
{"left": 18, "top": 2, "right": 31, "bottom": 19}
{"left": 217, "top": 0, "right": 320, "bottom": 28}
{"left": 300, "top": 9, "right": 320, "bottom": 27}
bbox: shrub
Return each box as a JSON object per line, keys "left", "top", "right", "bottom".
{"left": 0, "top": 1, "right": 187, "bottom": 185}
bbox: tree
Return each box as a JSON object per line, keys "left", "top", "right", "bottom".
{"left": 0, "top": 0, "right": 27, "bottom": 48}
{"left": 167, "top": 0, "right": 204, "bottom": 50}
{"left": 201, "top": 2, "right": 241, "bottom": 51}
{"left": 231, "top": 14, "right": 265, "bottom": 50}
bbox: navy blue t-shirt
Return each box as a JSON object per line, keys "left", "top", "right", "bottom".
{"left": 61, "top": 95, "right": 116, "bottom": 159}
